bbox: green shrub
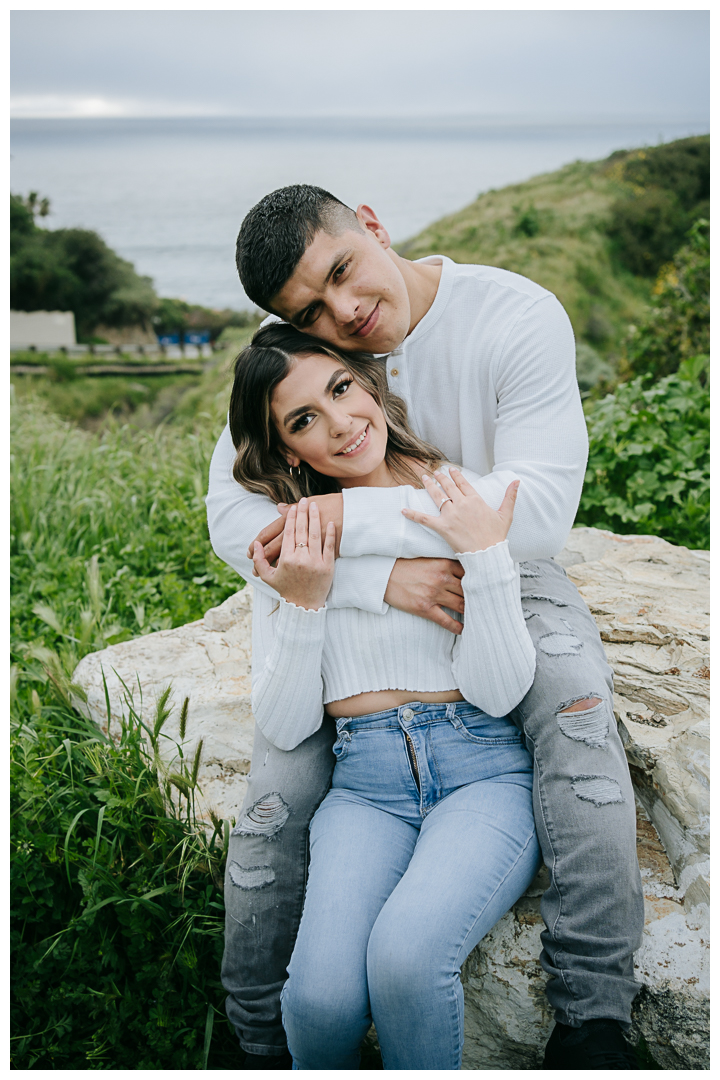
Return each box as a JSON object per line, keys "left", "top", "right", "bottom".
{"left": 513, "top": 203, "right": 542, "bottom": 238}
{"left": 606, "top": 136, "right": 709, "bottom": 277}
{"left": 622, "top": 219, "right": 709, "bottom": 382}
{"left": 576, "top": 355, "right": 709, "bottom": 549}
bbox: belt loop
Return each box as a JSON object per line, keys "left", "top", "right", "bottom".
{"left": 446, "top": 702, "right": 456, "bottom": 720}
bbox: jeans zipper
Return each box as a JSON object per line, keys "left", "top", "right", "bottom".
{"left": 404, "top": 731, "right": 421, "bottom": 793}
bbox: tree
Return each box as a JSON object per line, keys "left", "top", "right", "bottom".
{"left": 10, "top": 193, "right": 157, "bottom": 341}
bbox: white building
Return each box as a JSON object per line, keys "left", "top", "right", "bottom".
{"left": 11, "top": 310, "right": 77, "bottom": 350}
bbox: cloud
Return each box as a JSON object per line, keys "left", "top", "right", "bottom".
{"left": 10, "top": 94, "right": 222, "bottom": 120}
{"left": 10, "top": 9, "right": 709, "bottom": 120}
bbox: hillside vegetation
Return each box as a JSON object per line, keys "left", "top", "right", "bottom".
{"left": 400, "top": 135, "right": 709, "bottom": 377}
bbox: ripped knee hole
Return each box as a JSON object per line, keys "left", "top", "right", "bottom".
{"left": 559, "top": 697, "right": 602, "bottom": 714}
{"left": 556, "top": 695, "right": 608, "bottom": 748}
{"left": 231, "top": 792, "right": 291, "bottom": 840}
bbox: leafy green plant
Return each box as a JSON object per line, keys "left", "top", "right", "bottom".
{"left": 577, "top": 355, "right": 709, "bottom": 548}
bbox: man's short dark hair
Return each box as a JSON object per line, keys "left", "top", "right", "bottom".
{"left": 236, "top": 185, "right": 362, "bottom": 313}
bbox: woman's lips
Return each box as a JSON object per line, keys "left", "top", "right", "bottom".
{"left": 354, "top": 303, "right": 380, "bottom": 339}
{"left": 336, "top": 424, "right": 370, "bottom": 458}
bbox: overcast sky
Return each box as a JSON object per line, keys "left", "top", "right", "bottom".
{"left": 11, "top": 9, "right": 709, "bottom": 122}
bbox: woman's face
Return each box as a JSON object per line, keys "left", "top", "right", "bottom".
{"left": 270, "top": 352, "right": 391, "bottom": 487}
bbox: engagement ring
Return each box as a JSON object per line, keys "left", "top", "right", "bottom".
{"left": 296, "top": 542, "right": 307, "bottom": 547}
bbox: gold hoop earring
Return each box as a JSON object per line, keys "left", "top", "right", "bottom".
{"left": 289, "top": 465, "right": 300, "bottom": 479}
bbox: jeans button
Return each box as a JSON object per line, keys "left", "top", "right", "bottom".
{"left": 402, "top": 708, "right": 414, "bottom": 721}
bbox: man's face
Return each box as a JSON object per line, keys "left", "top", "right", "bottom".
{"left": 270, "top": 218, "right": 412, "bottom": 355}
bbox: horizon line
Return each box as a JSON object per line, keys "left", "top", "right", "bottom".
{"left": 10, "top": 111, "right": 710, "bottom": 125}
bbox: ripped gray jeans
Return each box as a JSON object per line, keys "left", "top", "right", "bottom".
{"left": 221, "top": 557, "right": 644, "bottom": 1055}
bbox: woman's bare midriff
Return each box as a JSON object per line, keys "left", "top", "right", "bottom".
{"left": 325, "top": 688, "right": 465, "bottom": 719}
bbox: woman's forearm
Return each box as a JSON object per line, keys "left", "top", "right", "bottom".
{"left": 451, "top": 542, "right": 536, "bottom": 717}
{"left": 251, "top": 599, "right": 327, "bottom": 751}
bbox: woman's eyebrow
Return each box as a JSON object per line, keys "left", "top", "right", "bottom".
{"left": 282, "top": 369, "right": 348, "bottom": 427}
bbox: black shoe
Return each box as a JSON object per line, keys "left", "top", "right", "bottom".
{"left": 242, "top": 1049, "right": 293, "bottom": 1070}
{"left": 543, "top": 1019, "right": 639, "bottom": 1070}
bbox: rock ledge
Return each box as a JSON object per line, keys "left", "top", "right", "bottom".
{"left": 72, "top": 528, "right": 709, "bottom": 1070}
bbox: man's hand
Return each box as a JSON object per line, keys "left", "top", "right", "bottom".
{"left": 384, "top": 557, "right": 465, "bottom": 634}
{"left": 247, "top": 492, "right": 344, "bottom": 566}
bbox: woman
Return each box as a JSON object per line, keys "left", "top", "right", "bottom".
{"left": 228, "top": 322, "right": 540, "bottom": 1070}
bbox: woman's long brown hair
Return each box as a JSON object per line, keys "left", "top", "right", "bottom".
{"left": 229, "top": 322, "right": 444, "bottom": 506}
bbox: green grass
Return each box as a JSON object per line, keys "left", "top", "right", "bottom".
{"left": 11, "top": 371, "right": 203, "bottom": 428}
{"left": 10, "top": 392, "right": 241, "bottom": 672}
{"left": 11, "top": 676, "right": 245, "bottom": 1069}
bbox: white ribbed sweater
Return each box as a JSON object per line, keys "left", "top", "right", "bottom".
{"left": 251, "top": 538, "right": 536, "bottom": 751}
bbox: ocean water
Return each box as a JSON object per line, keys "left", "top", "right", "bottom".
{"left": 10, "top": 116, "right": 708, "bottom": 311}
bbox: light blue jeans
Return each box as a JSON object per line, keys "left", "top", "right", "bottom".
{"left": 280, "top": 701, "right": 540, "bottom": 1070}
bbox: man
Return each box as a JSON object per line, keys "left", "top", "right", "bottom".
{"left": 206, "top": 185, "right": 644, "bottom": 1070}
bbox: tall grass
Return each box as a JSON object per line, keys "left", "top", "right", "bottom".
{"left": 10, "top": 393, "right": 244, "bottom": 1068}
{"left": 11, "top": 393, "right": 240, "bottom": 675}
{"left": 10, "top": 685, "right": 239, "bottom": 1069}
{"left": 11, "top": 369, "right": 201, "bottom": 427}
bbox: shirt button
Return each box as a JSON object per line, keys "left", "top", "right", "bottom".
{"left": 402, "top": 708, "right": 414, "bottom": 721}
{"left": 390, "top": 368, "right": 399, "bottom": 377}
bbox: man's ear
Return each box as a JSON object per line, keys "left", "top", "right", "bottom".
{"left": 356, "top": 204, "right": 391, "bottom": 249}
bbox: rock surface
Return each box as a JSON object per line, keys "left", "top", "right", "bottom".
{"left": 72, "top": 527, "right": 709, "bottom": 1070}
{"left": 73, "top": 586, "right": 256, "bottom": 825}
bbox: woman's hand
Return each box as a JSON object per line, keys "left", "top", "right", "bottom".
{"left": 252, "top": 498, "right": 335, "bottom": 611}
{"left": 402, "top": 468, "right": 519, "bottom": 553}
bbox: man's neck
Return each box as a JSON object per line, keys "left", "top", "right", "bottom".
{"left": 389, "top": 250, "right": 442, "bottom": 336}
